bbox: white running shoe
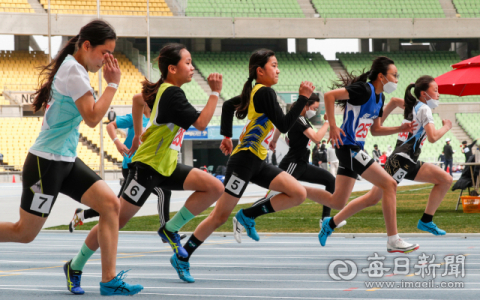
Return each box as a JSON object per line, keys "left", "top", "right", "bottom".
{"left": 319, "top": 218, "right": 346, "bottom": 230}
{"left": 69, "top": 208, "right": 84, "bottom": 233}
{"left": 233, "top": 216, "right": 244, "bottom": 243}
{"left": 387, "top": 238, "right": 419, "bottom": 254}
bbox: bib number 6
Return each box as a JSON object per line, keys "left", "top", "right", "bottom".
{"left": 125, "top": 179, "right": 146, "bottom": 203}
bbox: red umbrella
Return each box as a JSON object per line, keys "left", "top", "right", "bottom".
{"left": 435, "top": 65, "right": 480, "bottom": 97}
{"left": 451, "top": 55, "right": 480, "bottom": 69}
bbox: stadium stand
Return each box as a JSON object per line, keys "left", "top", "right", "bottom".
{"left": 336, "top": 51, "right": 480, "bottom": 103}
{"left": 453, "top": 0, "right": 480, "bottom": 18}
{"left": 185, "top": 0, "right": 305, "bottom": 18}
{"left": 0, "top": 50, "right": 48, "bottom": 98}
{"left": 38, "top": 0, "right": 173, "bottom": 16}
{"left": 192, "top": 51, "right": 338, "bottom": 100}
{"left": 311, "top": 0, "right": 445, "bottom": 18}
{"left": 0, "top": 0, "right": 35, "bottom": 13}
{"left": 0, "top": 117, "right": 119, "bottom": 170}
{"left": 457, "top": 113, "right": 480, "bottom": 141}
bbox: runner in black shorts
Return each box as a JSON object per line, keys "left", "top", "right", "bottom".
{"left": 66, "top": 43, "right": 225, "bottom": 286}
{"left": 318, "top": 56, "right": 419, "bottom": 254}
{"left": 330, "top": 75, "right": 453, "bottom": 240}
{"left": 169, "top": 49, "right": 314, "bottom": 283}
{"left": 67, "top": 104, "right": 179, "bottom": 240}
{"left": 0, "top": 20, "right": 143, "bottom": 295}
{"left": 233, "top": 93, "right": 346, "bottom": 243}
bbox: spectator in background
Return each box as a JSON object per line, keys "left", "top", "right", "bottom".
{"left": 462, "top": 139, "right": 478, "bottom": 162}
{"left": 443, "top": 138, "right": 453, "bottom": 176}
{"left": 318, "top": 143, "right": 328, "bottom": 170}
{"left": 372, "top": 144, "right": 381, "bottom": 163}
{"left": 107, "top": 107, "right": 116, "bottom": 123}
{"left": 438, "top": 151, "right": 445, "bottom": 169}
{"left": 327, "top": 142, "right": 339, "bottom": 176}
{"left": 386, "top": 145, "right": 393, "bottom": 157}
{"left": 379, "top": 151, "right": 387, "bottom": 167}
{"left": 312, "top": 144, "right": 321, "bottom": 166}
{"left": 0, "top": 152, "right": 3, "bottom": 165}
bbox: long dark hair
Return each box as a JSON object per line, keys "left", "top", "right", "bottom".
{"left": 236, "top": 48, "right": 276, "bottom": 119}
{"left": 331, "top": 56, "right": 395, "bottom": 110}
{"left": 404, "top": 75, "right": 435, "bottom": 119}
{"left": 142, "top": 43, "right": 186, "bottom": 108}
{"left": 289, "top": 92, "right": 319, "bottom": 111}
{"left": 32, "top": 20, "right": 116, "bottom": 112}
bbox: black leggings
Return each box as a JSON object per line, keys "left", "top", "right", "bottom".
{"left": 82, "top": 168, "right": 172, "bottom": 226}
{"left": 254, "top": 160, "right": 335, "bottom": 218}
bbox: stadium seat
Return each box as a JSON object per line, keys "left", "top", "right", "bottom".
{"left": 185, "top": 0, "right": 305, "bottom": 18}
{"left": 312, "top": 0, "right": 445, "bottom": 18}
{"left": 453, "top": 0, "right": 480, "bottom": 18}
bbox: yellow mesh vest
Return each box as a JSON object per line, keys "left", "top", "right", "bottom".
{"left": 132, "top": 83, "right": 187, "bottom": 176}
{"left": 231, "top": 84, "right": 275, "bottom": 160}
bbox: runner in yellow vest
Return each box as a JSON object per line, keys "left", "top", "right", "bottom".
{"left": 167, "top": 48, "right": 315, "bottom": 283}
{"left": 66, "top": 43, "right": 225, "bottom": 287}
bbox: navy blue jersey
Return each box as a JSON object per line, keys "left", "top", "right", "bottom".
{"left": 340, "top": 82, "right": 384, "bottom": 150}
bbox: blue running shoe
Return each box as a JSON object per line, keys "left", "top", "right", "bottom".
{"left": 64, "top": 260, "right": 84, "bottom": 295}
{"left": 417, "top": 220, "right": 446, "bottom": 236}
{"left": 170, "top": 254, "right": 195, "bottom": 283}
{"left": 158, "top": 227, "right": 188, "bottom": 258}
{"left": 233, "top": 209, "right": 259, "bottom": 243}
{"left": 99, "top": 270, "right": 144, "bottom": 296}
{"left": 318, "top": 217, "right": 334, "bottom": 246}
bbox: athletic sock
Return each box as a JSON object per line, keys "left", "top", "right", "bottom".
{"left": 178, "top": 234, "right": 203, "bottom": 262}
{"left": 165, "top": 206, "right": 195, "bottom": 233}
{"left": 388, "top": 234, "right": 400, "bottom": 245}
{"left": 83, "top": 209, "right": 99, "bottom": 220}
{"left": 322, "top": 206, "right": 332, "bottom": 220}
{"left": 243, "top": 199, "right": 275, "bottom": 219}
{"left": 420, "top": 213, "right": 433, "bottom": 223}
{"left": 71, "top": 243, "right": 96, "bottom": 271}
{"left": 329, "top": 217, "right": 337, "bottom": 229}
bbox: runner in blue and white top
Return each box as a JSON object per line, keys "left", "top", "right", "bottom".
{"left": 319, "top": 56, "right": 419, "bottom": 254}
{"left": 328, "top": 75, "right": 453, "bottom": 245}
{"left": 0, "top": 20, "right": 143, "bottom": 296}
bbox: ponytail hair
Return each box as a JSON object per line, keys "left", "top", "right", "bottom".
{"left": 32, "top": 20, "right": 116, "bottom": 112}
{"left": 236, "top": 48, "right": 276, "bottom": 119}
{"left": 290, "top": 92, "right": 320, "bottom": 111}
{"left": 142, "top": 43, "right": 186, "bottom": 108}
{"left": 331, "top": 56, "right": 395, "bottom": 111}
{"left": 404, "top": 75, "right": 435, "bottom": 119}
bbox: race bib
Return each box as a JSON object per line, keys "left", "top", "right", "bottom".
{"left": 354, "top": 150, "right": 372, "bottom": 166}
{"left": 261, "top": 127, "right": 275, "bottom": 149}
{"left": 420, "top": 136, "right": 427, "bottom": 149}
{"left": 464, "top": 147, "right": 470, "bottom": 154}
{"left": 306, "top": 140, "right": 312, "bottom": 149}
{"left": 225, "top": 174, "right": 246, "bottom": 196}
{"left": 124, "top": 179, "right": 146, "bottom": 203}
{"left": 169, "top": 128, "right": 186, "bottom": 151}
{"left": 397, "top": 120, "right": 411, "bottom": 142}
{"left": 30, "top": 193, "right": 54, "bottom": 214}
{"left": 355, "top": 118, "right": 373, "bottom": 142}
{"left": 393, "top": 168, "right": 407, "bottom": 183}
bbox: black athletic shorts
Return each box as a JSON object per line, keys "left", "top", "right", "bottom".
{"left": 21, "top": 153, "right": 101, "bottom": 217}
{"left": 278, "top": 159, "right": 335, "bottom": 194}
{"left": 384, "top": 153, "right": 424, "bottom": 183}
{"left": 224, "top": 150, "right": 283, "bottom": 198}
{"left": 122, "top": 162, "right": 192, "bottom": 207}
{"left": 336, "top": 145, "right": 375, "bottom": 179}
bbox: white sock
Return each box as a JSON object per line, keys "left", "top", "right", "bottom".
{"left": 78, "top": 211, "right": 84, "bottom": 221}
{"left": 388, "top": 234, "right": 400, "bottom": 244}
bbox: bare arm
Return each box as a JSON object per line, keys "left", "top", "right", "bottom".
{"left": 268, "top": 128, "right": 282, "bottom": 151}
{"left": 324, "top": 88, "right": 349, "bottom": 147}
{"left": 107, "top": 120, "right": 129, "bottom": 156}
{"left": 75, "top": 54, "right": 121, "bottom": 128}
{"left": 303, "top": 121, "right": 329, "bottom": 144}
{"left": 425, "top": 119, "right": 452, "bottom": 143}
{"left": 381, "top": 97, "right": 405, "bottom": 125}
{"left": 127, "top": 93, "right": 147, "bottom": 157}
{"left": 192, "top": 73, "right": 222, "bottom": 131}
{"left": 370, "top": 117, "right": 415, "bottom": 136}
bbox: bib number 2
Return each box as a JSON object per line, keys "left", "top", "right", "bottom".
{"left": 261, "top": 128, "right": 275, "bottom": 149}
